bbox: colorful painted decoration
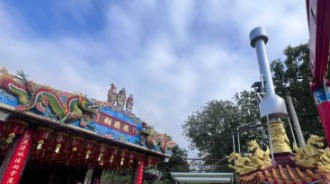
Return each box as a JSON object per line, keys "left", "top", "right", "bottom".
{"left": 0, "top": 68, "right": 175, "bottom": 156}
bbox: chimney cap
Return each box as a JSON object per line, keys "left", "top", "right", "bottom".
{"left": 250, "top": 27, "right": 268, "bottom": 47}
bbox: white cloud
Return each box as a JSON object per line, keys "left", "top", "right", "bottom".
{"left": 0, "top": 0, "right": 309, "bottom": 157}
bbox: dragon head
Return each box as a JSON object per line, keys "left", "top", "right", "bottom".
{"left": 228, "top": 152, "right": 241, "bottom": 162}
{"left": 160, "top": 135, "right": 176, "bottom": 152}
{"left": 26, "top": 81, "right": 37, "bottom": 94}
{"left": 78, "top": 96, "right": 98, "bottom": 115}
{"left": 247, "top": 140, "right": 260, "bottom": 153}
{"left": 307, "top": 135, "right": 325, "bottom": 148}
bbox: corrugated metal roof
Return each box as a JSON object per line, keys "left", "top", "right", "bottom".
{"left": 170, "top": 172, "right": 234, "bottom": 183}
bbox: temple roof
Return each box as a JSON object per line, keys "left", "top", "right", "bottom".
{"left": 0, "top": 67, "right": 176, "bottom": 157}
{"left": 238, "top": 153, "right": 330, "bottom": 184}
{"left": 239, "top": 164, "right": 324, "bottom": 184}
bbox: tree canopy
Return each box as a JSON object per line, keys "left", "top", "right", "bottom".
{"left": 150, "top": 145, "right": 189, "bottom": 184}
{"left": 271, "top": 44, "right": 324, "bottom": 138}
{"left": 182, "top": 43, "right": 326, "bottom": 171}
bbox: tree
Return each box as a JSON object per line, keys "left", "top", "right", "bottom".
{"left": 183, "top": 44, "right": 328, "bottom": 174}
{"left": 270, "top": 44, "right": 324, "bottom": 138}
{"left": 182, "top": 100, "right": 241, "bottom": 170}
{"left": 232, "top": 90, "right": 269, "bottom": 150}
{"left": 153, "top": 145, "right": 189, "bottom": 184}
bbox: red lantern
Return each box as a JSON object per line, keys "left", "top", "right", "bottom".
{"left": 136, "top": 153, "right": 145, "bottom": 165}
{"left": 84, "top": 140, "right": 97, "bottom": 160}
{"left": 35, "top": 127, "right": 53, "bottom": 150}
{"left": 108, "top": 146, "right": 118, "bottom": 164}
{"left": 70, "top": 136, "right": 84, "bottom": 152}
{"left": 96, "top": 143, "right": 108, "bottom": 165}
{"left": 127, "top": 151, "right": 136, "bottom": 165}
{"left": 119, "top": 149, "right": 127, "bottom": 166}
{"left": 5, "top": 120, "right": 28, "bottom": 143}
{"left": 53, "top": 132, "right": 69, "bottom": 154}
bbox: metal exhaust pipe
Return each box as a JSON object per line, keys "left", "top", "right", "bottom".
{"left": 249, "top": 27, "right": 288, "bottom": 122}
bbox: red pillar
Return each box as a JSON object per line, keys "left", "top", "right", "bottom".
{"left": 132, "top": 161, "right": 145, "bottom": 184}
{"left": 0, "top": 129, "right": 35, "bottom": 184}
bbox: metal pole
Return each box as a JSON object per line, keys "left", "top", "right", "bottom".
{"left": 250, "top": 28, "right": 275, "bottom": 95}
{"left": 250, "top": 27, "right": 288, "bottom": 121}
{"left": 232, "top": 134, "right": 236, "bottom": 152}
{"left": 235, "top": 121, "right": 259, "bottom": 154}
{"left": 287, "top": 96, "right": 305, "bottom": 146}
{"left": 236, "top": 130, "right": 240, "bottom": 154}
{"left": 266, "top": 115, "right": 274, "bottom": 159}
{"left": 286, "top": 117, "right": 297, "bottom": 146}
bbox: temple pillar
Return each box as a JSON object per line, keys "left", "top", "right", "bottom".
{"left": 132, "top": 161, "right": 145, "bottom": 184}
{"left": 91, "top": 168, "right": 102, "bottom": 184}
{"left": 0, "top": 129, "right": 35, "bottom": 184}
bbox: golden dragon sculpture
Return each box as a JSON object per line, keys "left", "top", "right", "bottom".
{"left": 228, "top": 140, "right": 272, "bottom": 175}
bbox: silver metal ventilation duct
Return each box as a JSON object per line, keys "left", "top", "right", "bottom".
{"left": 249, "top": 27, "right": 288, "bottom": 122}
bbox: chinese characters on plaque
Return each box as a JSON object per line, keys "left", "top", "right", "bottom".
{"left": 94, "top": 113, "right": 137, "bottom": 136}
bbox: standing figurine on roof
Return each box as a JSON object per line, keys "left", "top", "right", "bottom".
{"left": 126, "top": 94, "right": 134, "bottom": 112}
{"left": 116, "top": 88, "right": 126, "bottom": 109}
{"left": 107, "top": 83, "right": 117, "bottom": 106}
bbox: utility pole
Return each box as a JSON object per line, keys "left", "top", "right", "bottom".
{"left": 286, "top": 96, "right": 305, "bottom": 146}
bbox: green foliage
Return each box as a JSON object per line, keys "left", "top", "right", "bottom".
{"left": 99, "top": 146, "right": 188, "bottom": 184}
{"left": 101, "top": 170, "right": 133, "bottom": 184}
{"left": 183, "top": 43, "right": 326, "bottom": 172}
{"left": 182, "top": 96, "right": 267, "bottom": 170}
{"left": 270, "top": 44, "right": 324, "bottom": 138}
{"left": 232, "top": 90, "right": 269, "bottom": 151}
{"left": 156, "top": 145, "right": 189, "bottom": 183}
{"left": 183, "top": 100, "right": 240, "bottom": 161}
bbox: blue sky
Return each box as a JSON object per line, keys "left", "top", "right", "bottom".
{"left": 0, "top": 0, "right": 308, "bottom": 157}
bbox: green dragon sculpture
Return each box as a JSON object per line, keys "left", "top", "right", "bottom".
{"left": 0, "top": 68, "right": 98, "bottom": 125}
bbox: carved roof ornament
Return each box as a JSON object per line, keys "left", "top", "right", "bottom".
{"left": 293, "top": 135, "right": 326, "bottom": 168}
{"left": 125, "top": 94, "right": 134, "bottom": 112}
{"left": 0, "top": 67, "right": 176, "bottom": 157}
{"left": 107, "top": 83, "right": 117, "bottom": 106}
{"left": 228, "top": 140, "right": 272, "bottom": 175}
{"left": 319, "top": 147, "right": 330, "bottom": 173}
{"left": 107, "top": 85, "right": 134, "bottom": 113}
{"left": 116, "top": 88, "right": 126, "bottom": 109}
{"left": 269, "top": 121, "right": 292, "bottom": 153}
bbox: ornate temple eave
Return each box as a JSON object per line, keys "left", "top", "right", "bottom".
{"left": 237, "top": 152, "right": 328, "bottom": 184}
{"left": 239, "top": 164, "right": 324, "bottom": 184}
{"left": 0, "top": 103, "right": 171, "bottom": 158}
